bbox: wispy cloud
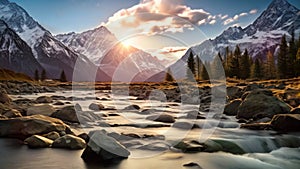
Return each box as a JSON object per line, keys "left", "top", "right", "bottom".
{"left": 160, "top": 46, "right": 188, "bottom": 54}
{"left": 223, "top": 9, "right": 257, "bottom": 25}
{"left": 104, "top": 0, "right": 216, "bottom": 36}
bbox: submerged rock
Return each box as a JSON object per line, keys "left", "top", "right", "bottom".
{"left": 81, "top": 130, "right": 130, "bottom": 162}
{"left": 123, "top": 104, "right": 140, "bottom": 110}
{"left": 146, "top": 113, "right": 175, "bottom": 123}
{"left": 88, "top": 103, "right": 105, "bottom": 111}
{"left": 52, "top": 134, "right": 86, "bottom": 150}
{"left": 183, "top": 162, "right": 202, "bottom": 168}
{"left": 237, "top": 89, "right": 291, "bottom": 119}
{"left": 24, "top": 135, "right": 53, "bottom": 148}
{"left": 0, "top": 115, "right": 67, "bottom": 139}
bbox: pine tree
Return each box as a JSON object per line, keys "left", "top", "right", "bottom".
{"left": 277, "top": 35, "right": 288, "bottom": 79}
{"left": 195, "top": 55, "right": 202, "bottom": 80}
{"left": 34, "top": 69, "right": 39, "bottom": 81}
{"left": 287, "top": 30, "right": 297, "bottom": 78}
{"left": 239, "top": 49, "right": 251, "bottom": 79}
{"left": 211, "top": 52, "right": 224, "bottom": 79}
{"left": 295, "top": 48, "right": 300, "bottom": 77}
{"left": 264, "top": 51, "right": 277, "bottom": 79}
{"left": 164, "top": 68, "right": 175, "bottom": 82}
{"left": 251, "top": 59, "right": 263, "bottom": 79}
{"left": 41, "top": 69, "right": 46, "bottom": 81}
{"left": 186, "top": 52, "right": 196, "bottom": 80}
{"left": 60, "top": 70, "right": 67, "bottom": 82}
{"left": 201, "top": 61, "right": 210, "bottom": 80}
{"left": 227, "top": 46, "right": 240, "bottom": 78}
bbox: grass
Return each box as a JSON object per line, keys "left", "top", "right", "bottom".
{"left": 0, "top": 69, "right": 33, "bottom": 82}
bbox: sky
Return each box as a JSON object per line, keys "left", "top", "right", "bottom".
{"left": 10, "top": 0, "right": 300, "bottom": 62}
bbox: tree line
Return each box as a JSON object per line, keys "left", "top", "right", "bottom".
{"left": 34, "top": 69, "right": 67, "bottom": 82}
{"left": 165, "top": 33, "right": 300, "bottom": 82}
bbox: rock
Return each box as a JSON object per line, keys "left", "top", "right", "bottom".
{"left": 243, "top": 83, "right": 262, "bottom": 92}
{"left": 203, "top": 139, "right": 245, "bottom": 154}
{"left": 0, "top": 89, "right": 11, "bottom": 104}
{"left": 185, "top": 111, "right": 205, "bottom": 119}
{"left": 81, "top": 130, "right": 130, "bottom": 162}
{"left": 226, "top": 86, "right": 242, "bottom": 100}
{"left": 36, "top": 96, "right": 53, "bottom": 103}
{"left": 290, "top": 107, "right": 300, "bottom": 114}
{"left": 224, "top": 99, "right": 242, "bottom": 116}
{"left": 237, "top": 89, "right": 291, "bottom": 120}
{"left": 24, "top": 135, "right": 53, "bottom": 148}
{"left": 183, "top": 162, "right": 202, "bottom": 168}
{"left": 271, "top": 114, "right": 300, "bottom": 132}
{"left": 146, "top": 113, "right": 175, "bottom": 123}
{"left": 51, "top": 106, "right": 80, "bottom": 123}
{"left": 53, "top": 101, "right": 64, "bottom": 105}
{"left": 174, "top": 140, "right": 204, "bottom": 153}
{"left": 88, "top": 103, "right": 105, "bottom": 111}
{"left": 123, "top": 104, "right": 140, "bottom": 110}
{"left": 78, "top": 133, "right": 89, "bottom": 143}
{"left": 50, "top": 95, "right": 66, "bottom": 100}
{"left": 2, "top": 109, "right": 22, "bottom": 118}
{"left": 27, "top": 105, "right": 55, "bottom": 116}
{"left": 43, "top": 131, "right": 60, "bottom": 140}
{"left": 52, "top": 134, "right": 86, "bottom": 150}
{"left": 0, "top": 115, "right": 67, "bottom": 139}
{"left": 172, "top": 121, "right": 198, "bottom": 129}
{"left": 137, "top": 142, "right": 169, "bottom": 151}
{"left": 240, "top": 123, "right": 271, "bottom": 130}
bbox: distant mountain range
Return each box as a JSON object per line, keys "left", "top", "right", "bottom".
{"left": 149, "top": 0, "right": 300, "bottom": 81}
{"left": 0, "top": 0, "right": 299, "bottom": 82}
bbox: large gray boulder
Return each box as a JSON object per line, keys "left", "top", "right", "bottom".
{"left": 237, "top": 89, "right": 291, "bottom": 119}
{"left": 81, "top": 130, "right": 130, "bottom": 162}
{"left": 24, "top": 135, "right": 53, "bottom": 148}
{"left": 51, "top": 105, "right": 80, "bottom": 123}
{"left": 52, "top": 134, "right": 86, "bottom": 149}
{"left": 0, "top": 115, "right": 67, "bottom": 139}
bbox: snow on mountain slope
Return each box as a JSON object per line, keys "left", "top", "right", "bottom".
{"left": 0, "top": 0, "right": 99, "bottom": 81}
{"left": 55, "top": 26, "right": 117, "bottom": 64}
{"left": 0, "top": 19, "right": 43, "bottom": 77}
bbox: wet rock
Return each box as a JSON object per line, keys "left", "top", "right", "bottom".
{"left": 243, "top": 83, "right": 263, "bottom": 92}
{"left": 146, "top": 113, "right": 175, "bottom": 123}
{"left": 27, "top": 105, "right": 55, "bottom": 116}
{"left": 24, "top": 135, "right": 53, "bottom": 148}
{"left": 0, "top": 89, "right": 11, "bottom": 104}
{"left": 50, "top": 95, "right": 66, "bottom": 100}
{"left": 271, "top": 114, "right": 300, "bottom": 132}
{"left": 137, "top": 142, "right": 169, "bottom": 151}
{"left": 183, "top": 162, "right": 202, "bottom": 168}
{"left": 240, "top": 122, "right": 271, "bottom": 130}
{"left": 43, "top": 131, "right": 60, "bottom": 140}
{"left": 2, "top": 109, "right": 22, "bottom": 118}
{"left": 172, "top": 121, "right": 199, "bottom": 129}
{"left": 237, "top": 89, "right": 291, "bottom": 120}
{"left": 51, "top": 106, "right": 80, "bottom": 123}
{"left": 0, "top": 115, "right": 67, "bottom": 139}
{"left": 36, "top": 96, "right": 53, "bottom": 103}
{"left": 81, "top": 130, "right": 130, "bottom": 162}
{"left": 88, "top": 103, "right": 105, "bottom": 111}
{"left": 53, "top": 101, "right": 64, "bottom": 105}
{"left": 226, "top": 86, "right": 242, "bottom": 100}
{"left": 185, "top": 111, "right": 206, "bottom": 119}
{"left": 290, "top": 107, "right": 300, "bottom": 114}
{"left": 123, "top": 104, "right": 140, "bottom": 110}
{"left": 52, "top": 134, "right": 86, "bottom": 150}
{"left": 224, "top": 99, "right": 242, "bottom": 116}
{"left": 174, "top": 140, "right": 204, "bottom": 153}
{"left": 203, "top": 139, "right": 245, "bottom": 154}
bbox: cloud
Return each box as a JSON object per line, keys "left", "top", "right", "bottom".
{"left": 160, "top": 46, "right": 188, "bottom": 54}
{"left": 104, "top": 0, "right": 214, "bottom": 35}
{"left": 223, "top": 10, "right": 256, "bottom": 25}
{"left": 249, "top": 9, "right": 258, "bottom": 14}
{"left": 209, "top": 20, "right": 216, "bottom": 25}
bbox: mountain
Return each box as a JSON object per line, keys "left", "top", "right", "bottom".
{"left": 55, "top": 26, "right": 117, "bottom": 65}
{"left": 56, "top": 26, "right": 166, "bottom": 82}
{"left": 0, "top": 0, "right": 100, "bottom": 81}
{"left": 0, "top": 19, "right": 43, "bottom": 77}
{"left": 149, "top": 0, "right": 300, "bottom": 81}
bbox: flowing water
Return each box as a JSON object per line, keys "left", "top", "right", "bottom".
{"left": 1, "top": 90, "right": 300, "bottom": 169}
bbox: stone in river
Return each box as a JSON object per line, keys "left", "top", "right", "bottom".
{"left": 24, "top": 135, "right": 53, "bottom": 148}
{"left": 52, "top": 134, "right": 86, "bottom": 150}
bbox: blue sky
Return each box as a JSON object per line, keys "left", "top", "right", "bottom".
{"left": 9, "top": 0, "right": 300, "bottom": 61}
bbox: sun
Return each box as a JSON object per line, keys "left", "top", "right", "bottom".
{"left": 122, "top": 41, "right": 131, "bottom": 48}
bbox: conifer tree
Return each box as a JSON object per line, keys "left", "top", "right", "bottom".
{"left": 60, "top": 70, "right": 67, "bottom": 82}
{"left": 264, "top": 51, "right": 276, "bottom": 79}
{"left": 34, "top": 69, "right": 39, "bottom": 81}
{"left": 164, "top": 68, "right": 175, "bottom": 82}
{"left": 41, "top": 69, "right": 46, "bottom": 81}
{"left": 277, "top": 35, "right": 288, "bottom": 79}
{"left": 186, "top": 52, "right": 195, "bottom": 80}
{"left": 195, "top": 55, "right": 202, "bottom": 80}
{"left": 251, "top": 59, "right": 263, "bottom": 79}
{"left": 211, "top": 52, "right": 224, "bottom": 79}
{"left": 239, "top": 49, "right": 251, "bottom": 79}
{"left": 295, "top": 48, "right": 300, "bottom": 77}
{"left": 201, "top": 61, "right": 209, "bottom": 80}
{"left": 287, "top": 30, "right": 297, "bottom": 78}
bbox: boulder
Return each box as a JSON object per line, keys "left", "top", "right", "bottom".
{"left": 36, "top": 96, "right": 53, "bottom": 103}
{"left": 271, "top": 114, "right": 300, "bottom": 132}
{"left": 224, "top": 99, "right": 242, "bottom": 116}
{"left": 123, "top": 105, "right": 140, "bottom": 110}
{"left": 81, "top": 130, "right": 130, "bottom": 162}
{"left": 51, "top": 106, "right": 80, "bottom": 123}
{"left": 0, "top": 115, "right": 67, "bottom": 139}
{"left": 43, "top": 131, "right": 60, "bottom": 140}
{"left": 146, "top": 113, "right": 175, "bottom": 123}
{"left": 52, "top": 134, "right": 86, "bottom": 150}
{"left": 27, "top": 104, "right": 55, "bottom": 116}
{"left": 88, "top": 103, "right": 105, "bottom": 111}
{"left": 0, "top": 90, "right": 11, "bottom": 104}
{"left": 174, "top": 140, "right": 204, "bottom": 153}
{"left": 237, "top": 89, "right": 291, "bottom": 119}
{"left": 24, "top": 135, "right": 53, "bottom": 148}
{"left": 183, "top": 162, "right": 202, "bottom": 168}
{"left": 53, "top": 101, "right": 64, "bottom": 105}
{"left": 240, "top": 123, "right": 271, "bottom": 130}
{"left": 2, "top": 109, "right": 22, "bottom": 118}
{"left": 290, "top": 107, "right": 300, "bottom": 114}
{"left": 226, "top": 86, "right": 242, "bottom": 100}
{"left": 203, "top": 139, "right": 245, "bottom": 154}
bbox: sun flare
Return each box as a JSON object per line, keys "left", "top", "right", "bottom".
{"left": 122, "top": 41, "right": 131, "bottom": 48}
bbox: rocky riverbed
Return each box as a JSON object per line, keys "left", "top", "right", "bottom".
{"left": 0, "top": 79, "right": 300, "bottom": 169}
